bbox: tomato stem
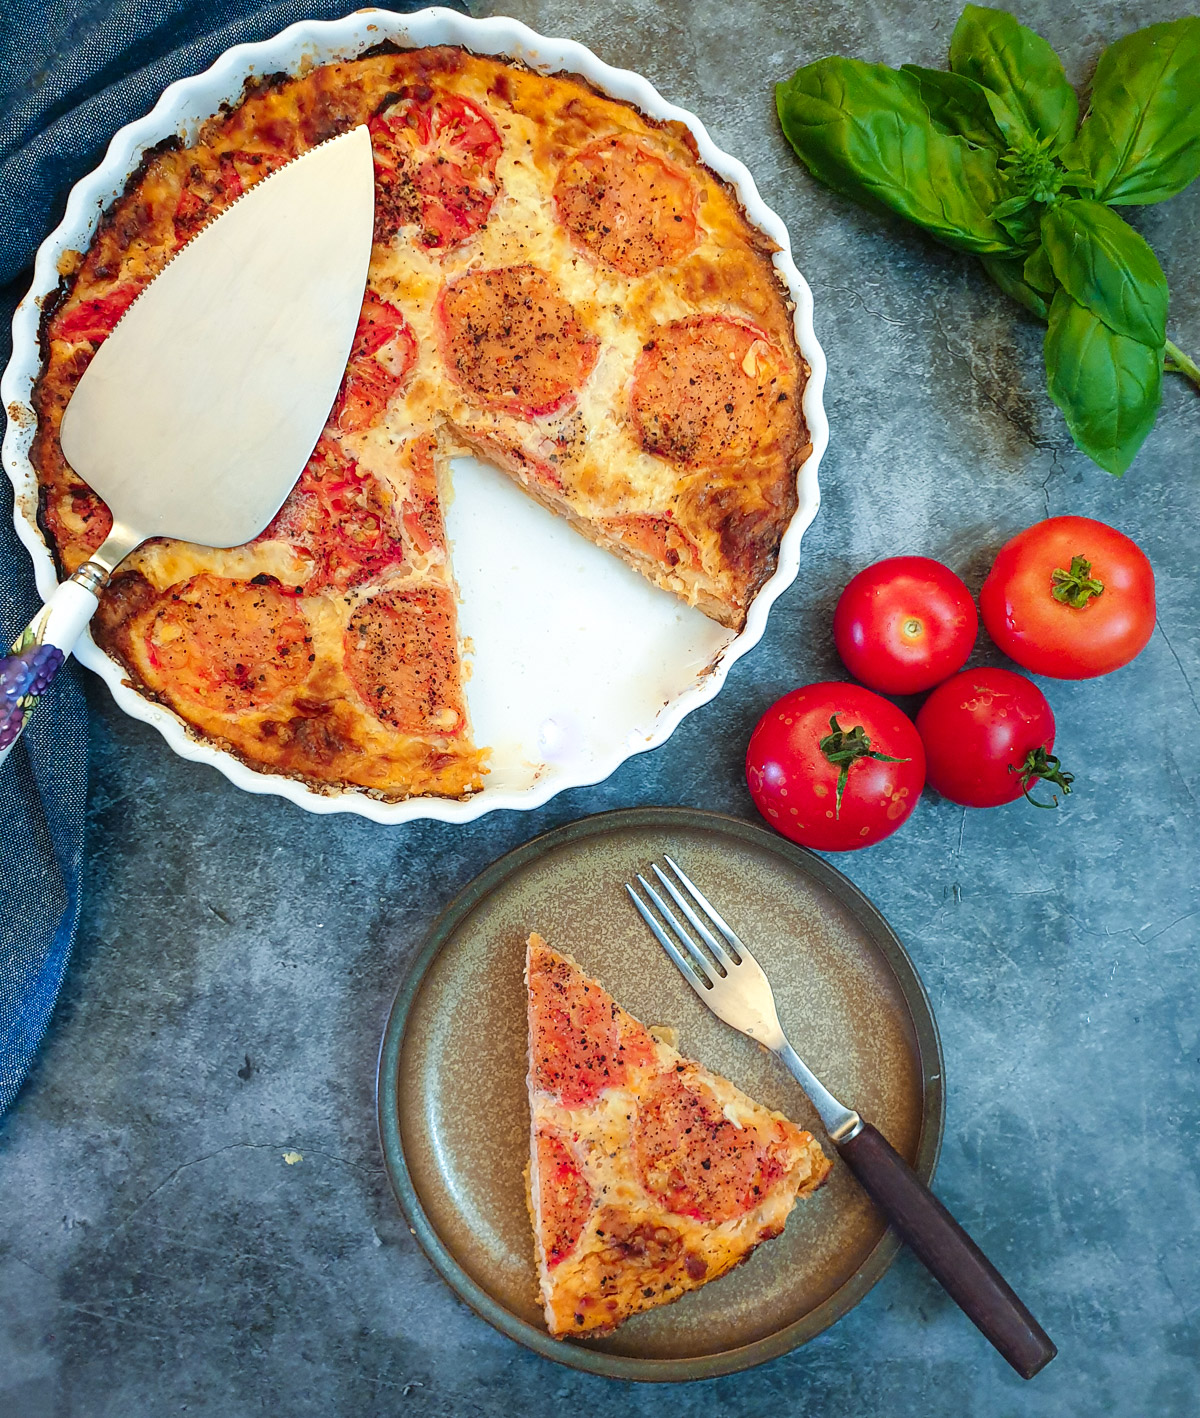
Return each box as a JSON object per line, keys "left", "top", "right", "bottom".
{"left": 819, "top": 715, "right": 910, "bottom": 818}
{"left": 1050, "top": 554, "right": 1104, "bottom": 608}
{"left": 1012, "top": 745, "right": 1075, "bottom": 809}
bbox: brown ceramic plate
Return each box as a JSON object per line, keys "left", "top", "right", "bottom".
{"left": 377, "top": 807, "right": 943, "bottom": 1380}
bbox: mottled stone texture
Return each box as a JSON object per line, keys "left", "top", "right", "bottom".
{"left": 2, "top": 1, "right": 1198, "bottom": 1413}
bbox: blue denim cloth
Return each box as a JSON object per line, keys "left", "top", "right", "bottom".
{"left": 0, "top": 0, "right": 460, "bottom": 1115}
{"left": 0, "top": 507, "right": 88, "bottom": 1115}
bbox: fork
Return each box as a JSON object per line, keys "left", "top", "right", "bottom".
{"left": 627, "top": 855, "right": 1057, "bottom": 1380}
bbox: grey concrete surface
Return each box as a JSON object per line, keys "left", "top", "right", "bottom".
{"left": 2, "top": 1, "right": 1199, "bottom": 1414}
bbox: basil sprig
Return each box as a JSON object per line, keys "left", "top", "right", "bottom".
{"left": 776, "top": 5, "right": 1200, "bottom": 476}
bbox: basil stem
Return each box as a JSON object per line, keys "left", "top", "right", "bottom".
{"left": 1164, "top": 339, "right": 1200, "bottom": 389}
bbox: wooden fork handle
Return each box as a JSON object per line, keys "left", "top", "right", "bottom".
{"left": 837, "top": 1122, "right": 1057, "bottom": 1379}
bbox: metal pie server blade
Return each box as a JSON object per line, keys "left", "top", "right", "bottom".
{"left": 0, "top": 125, "right": 374, "bottom": 764}
{"left": 60, "top": 123, "right": 375, "bottom": 548}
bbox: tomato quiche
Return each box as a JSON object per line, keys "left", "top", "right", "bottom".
{"left": 525, "top": 934, "right": 830, "bottom": 1336}
{"left": 31, "top": 44, "right": 810, "bottom": 801}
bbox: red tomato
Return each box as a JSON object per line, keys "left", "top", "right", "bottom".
{"left": 915, "top": 668, "right": 1074, "bottom": 809}
{"left": 745, "top": 683, "right": 925, "bottom": 851}
{"left": 980, "top": 516, "right": 1155, "bottom": 679}
{"left": 833, "top": 556, "right": 978, "bottom": 694}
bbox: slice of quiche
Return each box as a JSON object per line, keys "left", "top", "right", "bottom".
{"left": 524, "top": 933, "right": 831, "bottom": 1337}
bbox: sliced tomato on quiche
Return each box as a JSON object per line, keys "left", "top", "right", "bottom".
{"left": 333, "top": 292, "right": 419, "bottom": 433}
{"left": 599, "top": 512, "right": 701, "bottom": 573}
{"left": 370, "top": 89, "right": 502, "bottom": 249}
{"left": 525, "top": 935, "right": 830, "bottom": 1337}
{"left": 632, "top": 315, "right": 795, "bottom": 466}
{"left": 535, "top": 1128, "right": 593, "bottom": 1268}
{"left": 258, "top": 434, "right": 408, "bottom": 595}
{"left": 554, "top": 134, "right": 700, "bottom": 275}
{"left": 141, "top": 573, "right": 312, "bottom": 715}
{"left": 48, "top": 283, "right": 142, "bottom": 347}
{"left": 172, "top": 150, "right": 253, "bottom": 243}
{"left": 397, "top": 433, "right": 448, "bottom": 558}
{"left": 344, "top": 584, "right": 466, "bottom": 738}
{"left": 436, "top": 264, "right": 599, "bottom": 419}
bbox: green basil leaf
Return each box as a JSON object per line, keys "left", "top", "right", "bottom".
{"left": 775, "top": 58, "right": 1020, "bottom": 255}
{"left": 1023, "top": 244, "right": 1055, "bottom": 296}
{"left": 899, "top": 64, "right": 1010, "bottom": 148}
{"left": 1057, "top": 169, "right": 1096, "bottom": 196}
{"left": 1045, "top": 289, "right": 1163, "bottom": 475}
{"left": 1061, "top": 18, "right": 1200, "bottom": 205}
{"left": 993, "top": 194, "right": 1042, "bottom": 248}
{"left": 949, "top": 5, "right": 1079, "bottom": 152}
{"left": 979, "top": 254, "right": 1050, "bottom": 318}
{"left": 1040, "top": 199, "right": 1167, "bottom": 346}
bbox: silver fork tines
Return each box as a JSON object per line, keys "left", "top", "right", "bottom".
{"left": 627, "top": 874, "right": 715, "bottom": 991}
{"left": 653, "top": 858, "right": 741, "bottom": 968}
{"left": 625, "top": 855, "right": 861, "bottom": 1141}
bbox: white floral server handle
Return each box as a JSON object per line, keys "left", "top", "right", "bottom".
{"left": 0, "top": 556, "right": 117, "bottom": 765}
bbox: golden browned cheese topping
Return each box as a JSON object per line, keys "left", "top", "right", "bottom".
{"left": 631, "top": 314, "right": 792, "bottom": 466}
{"left": 30, "top": 45, "right": 809, "bottom": 800}
{"left": 344, "top": 585, "right": 464, "bottom": 737}
{"left": 437, "top": 264, "right": 600, "bottom": 416}
{"left": 144, "top": 574, "right": 311, "bottom": 713}
{"left": 553, "top": 134, "right": 700, "bottom": 275}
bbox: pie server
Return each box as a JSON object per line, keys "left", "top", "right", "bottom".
{"left": 0, "top": 125, "right": 375, "bottom": 764}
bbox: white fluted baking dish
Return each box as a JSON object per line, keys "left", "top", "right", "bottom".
{"left": 1, "top": 6, "right": 828, "bottom": 823}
